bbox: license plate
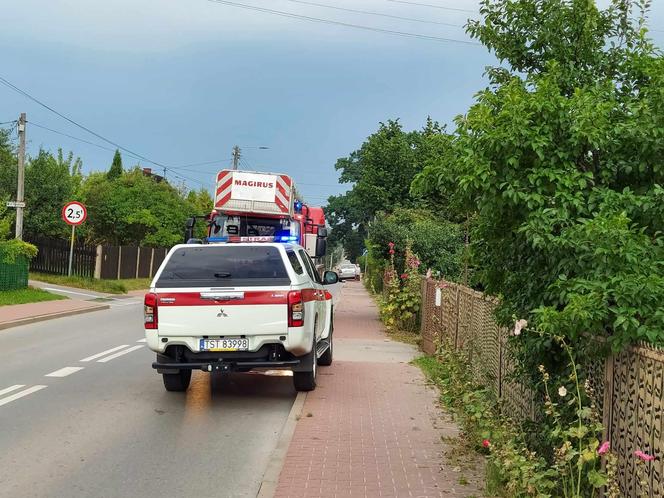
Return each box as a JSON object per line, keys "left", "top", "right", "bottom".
{"left": 199, "top": 338, "right": 249, "bottom": 352}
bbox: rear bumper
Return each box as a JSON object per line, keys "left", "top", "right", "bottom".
{"left": 152, "top": 359, "right": 300, "bottom": 373}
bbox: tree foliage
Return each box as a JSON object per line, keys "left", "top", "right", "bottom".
{"left": 81, "top": 168, "right": 195, "bottom": 247}
{"left": 107, "top": 150, "right": 123, "bottom": 180}
{"left": 326, "top": 119, "right": 448, "bottom": 260}
{"left": 414, "top": 0, "right": 664, "bottom": 351}
{"left": 367, "top": 208, "right": 463, "bottom": 279}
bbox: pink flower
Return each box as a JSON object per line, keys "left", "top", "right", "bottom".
{"left": 400, "top": 273, "right": 408, "bottom": 279}
{"left": 634, "top": 450, "right": 655, "bottom": 462}
{"left": 598, "top": 441, "right": 610, "bottom": 455}
{"left": 482, "top": 439, "right": 491, "bottom": 448}
{"left": 388, "top": 242, "right": 395, "bottom": 249}
{"left": 389, "top": 249, "right": 395, "bottom": 255}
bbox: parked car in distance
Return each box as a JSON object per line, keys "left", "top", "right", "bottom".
{"left": 337, "top": 263, "right": 360, "bottom": 281}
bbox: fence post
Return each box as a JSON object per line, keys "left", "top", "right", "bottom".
{"left": 116, "top": 246, "right": 122, "bottom": 280}
{"left": 94, "top": 245, "right": 103, "bottom": 279}
{"left": 135, "top": 247, "right": 141, "bottom": 279}
{"left": 149, "top": 248, "right": 155, "bottom": 278}
{"left": 454, "top": 286, "right": 461, "bottom": 350}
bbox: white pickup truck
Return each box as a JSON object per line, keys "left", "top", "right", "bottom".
{"left": 144, "top": 242, "right": 338, "bottom": 392}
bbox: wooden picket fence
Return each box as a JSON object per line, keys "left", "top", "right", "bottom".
{"left": 27, "top": 236, "right": 168, "bottom": 280}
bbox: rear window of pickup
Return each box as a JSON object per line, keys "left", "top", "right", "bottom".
{"left": 156, "top": 246, "right": 290, "bottom": 288}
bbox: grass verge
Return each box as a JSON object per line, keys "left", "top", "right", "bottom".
{"left": 30, "top": 273, "right": 151, "bottom": 295}
{"left": 0, "top": 287, "right": 67, "bottom": 306}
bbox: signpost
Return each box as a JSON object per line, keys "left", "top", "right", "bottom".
{"left": 61, "top": 201, "right": 87, "bottom": 277}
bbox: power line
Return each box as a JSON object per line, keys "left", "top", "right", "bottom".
{"left": 28, "top": 121, "right": 118, "bottom": 153}
{"left": 169, "top": 158, "right": 232, "bottom": 170}
{"left": 385, "top": 0, "right": 476, "bottom": 14}
{"left": 0, "top": 120, "right": 17, "bottom": 125}
{"left": 0, "top": 75, "right": 207, "bottom": 188}
{"left": 206, "top": 0, "right": 480, "bottom": 45}
{"left": 281, "top": 0, "right": 463, "bottom": 28}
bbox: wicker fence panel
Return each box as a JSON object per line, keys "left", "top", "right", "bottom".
{"left": 416, "top": 276, "right": 664, "bottom": 498}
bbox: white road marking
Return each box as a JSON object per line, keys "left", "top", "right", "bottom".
{"left": 80, "top": 345, "right": 130, "bottom": 362}
{"left": 45, "top": 366, "right": 84, "bottom": 378}
{"left": 0, "top": 385, "right": 47, "bottom": 407}
{"left": 136, "top": 338, "right": 147, "bottom": 343}
{"left": 0, "top": 385, "right": 25, "bottom": 397}
{"left": 97, "top": 345, "right": 144, "bottom": 363}
{"left": 42, "top": 287, "right": 100, "bottom": 298}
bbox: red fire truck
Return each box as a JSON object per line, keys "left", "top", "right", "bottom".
{"left": 184, "top": 169, "right": 328, "bottom": 267}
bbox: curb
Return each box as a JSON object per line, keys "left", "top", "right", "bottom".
{"left": 256, "top": 391, "right": 307, "bottom": 498}
{"left": 0, "top": 304, "right": 111, "bottom": 331}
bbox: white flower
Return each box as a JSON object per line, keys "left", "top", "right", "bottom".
{"left": 558, "top": 386, "right": 568, "bottom": 397}
{"left": 513, "top": 319, "right": 528, "bottom": 336}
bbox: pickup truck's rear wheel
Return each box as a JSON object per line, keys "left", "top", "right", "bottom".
{"left": 293, "top": 337, "right": 317, "bottom": 392}
{"left": 162, "top": 369, "right": 192, "bottom": 392}
{"left": 318, "top": 313, "right": 333, "bottom": 367}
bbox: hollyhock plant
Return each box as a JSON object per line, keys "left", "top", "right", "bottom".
{"left": 598, "top": 441, "right": 610, "bottom": 455}
{"left": 634, "top": 450, "right": 655, "bottom": 462}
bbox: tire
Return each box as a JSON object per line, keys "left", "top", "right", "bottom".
{"left": 162, "top": 369, "right": 192, "bottom": 392}
{"left": 293, "top": 337, "right": 317, "bottom": 392}
{"left": 318, "top": 314, "right": 333, "bottom": 367}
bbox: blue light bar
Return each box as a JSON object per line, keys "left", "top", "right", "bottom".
{"left": 207, "top": 236, "right": 229, "bottom": 242}
{"left": 276, "top": 235, "right": 299, "bottom": 243}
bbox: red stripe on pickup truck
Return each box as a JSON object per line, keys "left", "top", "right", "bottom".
{"left": 156, "top": 292, "right": 288, "bottom": 306}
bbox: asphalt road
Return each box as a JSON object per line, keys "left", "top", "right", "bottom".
{"left": 0, "top": 296, "right": 297, "bottom": 498}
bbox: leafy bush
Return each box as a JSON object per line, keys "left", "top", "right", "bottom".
{"left": 0, "top": 239, "right": 37, "bottom": 264}
{"left": 368, "top": 208, "right": 463, "bottom": 279}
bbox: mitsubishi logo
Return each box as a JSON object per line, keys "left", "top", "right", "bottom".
{"left": 217, "top": 308, "right": 228, "bottom": 317}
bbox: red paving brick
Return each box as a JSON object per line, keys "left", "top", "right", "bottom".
{"left": 0, "top": 299, "right": 108, "bottom": 329}
{"left": 274, "top": 282, "right": 484, "bottom": 498}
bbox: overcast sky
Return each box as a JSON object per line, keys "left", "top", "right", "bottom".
{"left": 1, "top": 0, "right": 662, "bottom": 204}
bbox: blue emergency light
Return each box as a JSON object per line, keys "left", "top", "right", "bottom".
{"left": 294, "top": 200, "right": 303, "bottom": 213}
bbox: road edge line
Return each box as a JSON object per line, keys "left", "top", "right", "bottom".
{"left": 256, "top": 390, "right": 307, "bottom": 498}
{"left": 0, "top": 304, "right": 111, "bottom": 332}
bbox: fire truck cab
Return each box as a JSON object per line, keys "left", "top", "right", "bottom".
{"left": 184, "top": 169, "right": 328, "bottom": 268}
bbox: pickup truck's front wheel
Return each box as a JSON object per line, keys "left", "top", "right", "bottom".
{"left": 293, "top": 337, "right": 317, "bottom": 392}
{"left": 162, "top": 370, "right": 192, "bottom": 392}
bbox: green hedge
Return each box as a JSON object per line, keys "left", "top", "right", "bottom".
{"left": 0, "top": 240, "right": 37, "bottom": 291}
{"left": 0, "top": 257, "right": 29, "bottom": 291}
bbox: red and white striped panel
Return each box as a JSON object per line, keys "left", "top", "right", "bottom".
{"left": 275, "top": 174, "right": 291, "bottom": 213}
{"left": 215, "top": 170, "right": 234, "bottom": 208}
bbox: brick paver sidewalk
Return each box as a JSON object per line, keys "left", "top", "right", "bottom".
{"left": 274, "top": 281, "right": 484, "bottom": 498}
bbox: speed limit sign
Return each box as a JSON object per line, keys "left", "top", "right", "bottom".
{"left": 62, "top": 201, "right": 87, "bottom": 226}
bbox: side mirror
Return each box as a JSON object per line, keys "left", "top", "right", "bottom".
{"left": 323, "top": 271, "right": 339, "bottom": 285}
{"left": 184, "top": 217, "right": 196, "bottom": 243}
{"left": 317, "top": 227, "right": 328, "bottom": 238}
{"left": 315, "top": 238, "right": 327, "bottom": 258}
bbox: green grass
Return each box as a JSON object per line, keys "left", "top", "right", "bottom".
{"left": 30, "top": 273, "right": 151, "bottom": 295}
{"left": 0, "top": 286, "right": 67, "bottom": 306}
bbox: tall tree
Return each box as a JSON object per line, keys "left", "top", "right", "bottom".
{"left": 24, "top": 149, "right": 79, "bottom": 238}
{"left": 81, "top": 167, "right": 192, "bottom": 247}
{"left": 417, "top": 0, "right": 664, "bottom": 351}
{"left": 107, "top": 150, "right": 123, "bottom": 180}
{"left": 326, "top": 119, "right": 445, "bottom": 260}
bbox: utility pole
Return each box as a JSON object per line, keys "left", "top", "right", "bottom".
{"left": 15, "top": 113, "right": 26, "bottom": 240}
{"left": 232, "top": 145, "right": 241, "bottom": 170}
